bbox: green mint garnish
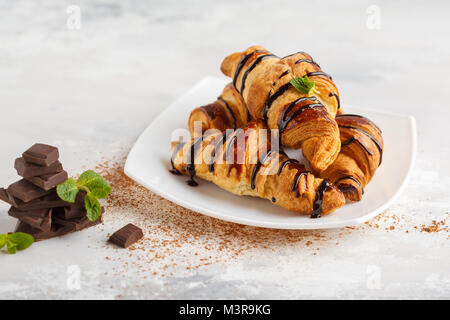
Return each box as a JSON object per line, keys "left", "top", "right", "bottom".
{"left": 85, "top": 192, "right": 102, "bottom": 222}
{"left": 0, "top": 234, "right": 6, "bottom": 249}
{"left": 0, "top": 232, "right": 34, "bottom": 254}
{"left": 56, "top": 178, "right": 79, "bottom": 203}
{"left": 57, "top": 170, "right": 111, "bottom": 222}
{"left": 290, "top": 75, "right": 319, "bottom": 95}
{"left": 77, "top": 170, "right": 111, "bottom": 199}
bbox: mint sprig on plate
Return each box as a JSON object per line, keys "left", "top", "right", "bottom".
{"left": 57, "top": 170, "right": 111, "bottom": 222}
{"left": 0, "top": 232, "right": 34, "bottom": 254}
{"left": 290, "top": 75, "right": 320, "bottom": 95}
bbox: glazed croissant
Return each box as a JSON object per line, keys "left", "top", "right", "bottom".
{"left": 219, "top": 46, "right": 341, "bottom": 172}
{"left": 188, "top": 86, "right": 383, "bottom": 202}
{"left": 170, "top": 121, "right": 345, "bottom": 217}
{"left": 320, "top": 114, "right": 383, "bottom": 201}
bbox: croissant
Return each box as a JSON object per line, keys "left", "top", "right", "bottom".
{"left": 170, "top": 121, "right": 345, "bottom": 217}
{"left": 188, "top": 83, "right": 249, "bottom": 134}
{"left": 320, "top": 114, "right": 383, "bottom": 201}
{"left": 219, "top": 46, "right": 341, "bottom": 172}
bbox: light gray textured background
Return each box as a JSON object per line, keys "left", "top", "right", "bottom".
{"left": 0, "top": 0, "right": 449, "bottom": 299}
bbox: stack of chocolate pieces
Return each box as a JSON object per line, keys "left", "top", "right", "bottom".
{"left": 0, "top": 143, "right": 102, "bottom": 241}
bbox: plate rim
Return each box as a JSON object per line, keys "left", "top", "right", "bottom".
{"left": 124, "top": 77, "right": 417, "bottom": 230}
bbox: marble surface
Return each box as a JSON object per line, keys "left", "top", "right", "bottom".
{"left": 0, "top": 0, "right": 449, "bottom": 299}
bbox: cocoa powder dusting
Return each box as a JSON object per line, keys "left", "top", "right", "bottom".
{"left": 91, "top": 156, "right": 449, "bottom": 278}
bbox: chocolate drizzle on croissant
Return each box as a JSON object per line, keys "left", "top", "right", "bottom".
{"left": 339, "top": 125, "right": 383, "bottom": 165}
{"left": 170, "top": 142, "right": 186, "bottom": 176}
{"left": 186, "top": 137, "right": 203, "bottom": 186}
{"left": 334, "top": 176, "right": 364, "bottom": 195}
{"left": 277, "top": 70, "right": 291, "bottom": 80}
{"left": 220, "top": 46, "right": 341, "bottom": 172}
{"left": 263, "top": 82, "right": 292, "bottom": 120}
{"left": 336, "top": 114, "right": 382, "bottom": 132}
{"left": 282, "top": 51, "right": 313, "bottom": 59}
{"left": 312, "top": 180, "right": 332, "bottom": 218}
{"left": 321, "top": 113, "right": 383, "bottom": 201}
{"left": 232, "top": 50, "right": 267, "bottom": 88}
{"left": 278, "top": 159, "right": 299, "bottom": 176}
{"left": 329, "top": 93, "right": 341, "bottom": 109}
{"left": 239, "top": 54, "right": 277, "bottom": 94}
{"left": 295, "top": 58, "right": 321, "bottom": 69}
{"left": 250, "top": 150, "right": 275, "bottom": 189}
{"left": 208, "top": 133, "right": 226, "bottom": 173}
{"left": 217, "top": 97, "right": 237, "bottom": 130}
{"left": 278, "top": 98, "right": 325, "bottom": 136}
{"left": 189, "top": 84, "right": 249, "bottom": 134}
{"left": 290, "top": 163, "right": 311, "bottom": 197}
{"left": 183, "top": 46, "right": 385, "bottom": 207}
{"left": 170, "top": 121, "right": 345, "bottom": 217}
{"left": 306, "top": 71, "right": 333, "bottom": 80}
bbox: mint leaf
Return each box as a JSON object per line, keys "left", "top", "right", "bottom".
{"left": 8, "top": 232, "right": 34, "bottom": 251}
{"left": 57, "top": 170, "right": 110, "bottom": 221}
{"left": 6, "top": 239, "right": 17, "bottom": 254}
{"left": 77, "top": 170, "right": 111, "bottom": 199}
{"left": 0, "top": 234, "right": 6, "bottom": 249}
{"left": 85, "top": 192, "right": 101, "bottom": 222}
{"left": 290, "top": 76, "right": 319, "bottom": 95}
{"left": 57, "top": 178, "right": 79, "bottom": 203}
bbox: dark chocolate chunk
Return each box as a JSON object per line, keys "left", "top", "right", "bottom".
{"left": 0, "top": 187, "right": 20, "bottom": 207}
{"left": 25, "top": 170, "right": 68, "bottom": 191}
{"left": 14, "top": 220, "right": 72, "bottom": 242}
{"left": 15, "top": 157, "right": 63, "bottom": 177}
{"left": 0, "top": 189, "right": 69, "bottom": 210}
{"left": 63, "top": 191, "right": 87, "bottom": 219}
{"left": 108, "top": 223, "right": 143, "bottom": 248}
{"left": 54, "top": 207, "right": 104, "bottom": 231}
{"left": 7, "top": 179, "right": 52, "bottom": 203}
{"left": 17, "top": 192, "right": 69, "bottom": 210}
{"left": 9, "top": 207, "right": 52, "bottom": 232}
{"left": 22, "top": 143, "right": 59, "bottom": 167}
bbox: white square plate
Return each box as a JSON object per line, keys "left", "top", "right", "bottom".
{"left": 125, "top": 77, "right": 416, "bottom": 230}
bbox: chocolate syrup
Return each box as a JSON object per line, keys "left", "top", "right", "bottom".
{"left": 225, "top": 128, "right": 243, "bottom": 161}
{"left": 282, "top": 51, "right": 312, "bottom": 59}
{"left": 291, "top": 164, "right": 310, "bottom": 198}
{"left": 341, "top": 137, "right": 373, "bottom": 156}
{"left": 277, "top": 159, "right": 299, "bottom": 176}
{"left": 339, "top": 125, "right": 383, "bottom": 165}
{"left": 217, "top": 96, "right": 237, "bottom": 129}
{"left": 311, "top": 180, "right": 331, "bottom": 218}
{"left": 232, "top": 50, "right": 267, "bottom": 88}
{"left": 306, "top": 71, "right": 333, "bottom": 80}
{"left": 334, "top": 176, "right": 364, "bottom": 195}
{"left": 279, "top": 99, "right": 323, "bottom": 135}
{"left": 208, "top": 133, "right": 226, "bottom": 172}
{"left": 250, "top": 150, "right": 274, "bottom": 189}
{"left": 263, "top": 82, "right": 292, "bottom": 120}
{"left": 227, "top": 129, "right": 247, "bottom": 178}
{"left": 240, "top": 54, "right": 277, "bottom": 94}
{"left": 186, "top": 137, "right": 203, "bottom": 186}
{"left": 278, "top": 70, "right": 291, "bottom": 80}
{"left": 328, "top": 92, "right": 341, "bottom": 109}
{"left": 336, "top": 114, "right": 382, "bottom": 132}
{"left": 169, "top": 142, "right": 186, "bottom": 175}
{"left": 294, "top": 58, "right": 321, "bottom": 69}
